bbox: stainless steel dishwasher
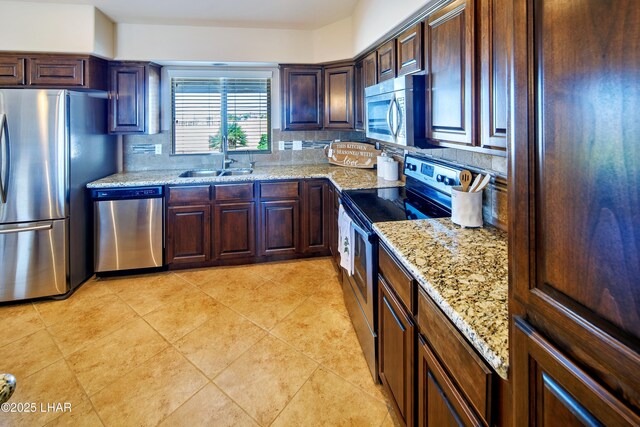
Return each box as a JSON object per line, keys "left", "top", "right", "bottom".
{"left": 91, "top": 186, "right": 164, "bottom": 272}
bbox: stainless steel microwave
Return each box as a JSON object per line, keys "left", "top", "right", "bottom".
{"left": 364, "top": 74, "right": 426, "bottom": 146}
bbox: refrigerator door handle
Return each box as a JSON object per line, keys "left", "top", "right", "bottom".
{"left": 0, "top": 113, "right": 9, "bottom": 203}
{"left": 0, "top": 222, "right": 53, "bottom": 235}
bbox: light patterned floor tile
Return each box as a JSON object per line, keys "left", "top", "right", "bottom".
{"left": 143, "top": 291, "right": 220, "bottom": 342}
{"left": 271, "top": 368, "right": 388, "bottom": 427}
{"left": 44, "top": 400, "right": 104, "bottom": 427}
{"left": 47, "top": 294, "right": 139, "bottom": 356}
{"left": 174, "top": 304, "right": 266, "bottom": 379}
{"left": 214, "top": 335, "right": 318, "bottom": 426}
{"left": 0, "top": 303, "right": 45, "bottom": 345}
{"left": 102, "top": 272, "right": 201, "bottom": 315}
{"left": 159, "top": 383, "right": 258, "bottom": 427}
{"left": 67, "top": 318, "right": 169, "bottom": 396}
{"left": 90, "top": 347, "right": 207, "bottom": 427}
{"left": 1, "top": 329, "right": 63, "bottom": 380}
{"left": 1, "top": 359, "right": 89, "bottom": 426}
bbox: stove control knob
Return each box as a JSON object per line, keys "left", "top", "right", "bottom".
{"left": 436, "top": 174, "right": 445, "bottom": 182}
{"left": 406, "top": 163, "right": 417, "bottom": 171}
{"left": 443, "top": 177, "right": 456, "bottom": 186}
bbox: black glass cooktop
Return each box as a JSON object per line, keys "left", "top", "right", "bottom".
{"left": 342, "top": 186, "right": 450, "bottom": 225}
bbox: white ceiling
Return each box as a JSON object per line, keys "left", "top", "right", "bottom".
{"left": 24, "top": 0, "right": 359, "bottom": 29}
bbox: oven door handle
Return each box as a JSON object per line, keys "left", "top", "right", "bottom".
{"left": 349, "top": 216, "right": 376, "bottom": 243}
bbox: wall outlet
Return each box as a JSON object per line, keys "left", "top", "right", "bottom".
{"left": 292, "top": 141, "right": 302, "bottom": 150}
{"left": 154, "top": 144, "right": 162, "bottom": 155}
{"left": 279, "top": 141, "right": 285, "bottom": 151}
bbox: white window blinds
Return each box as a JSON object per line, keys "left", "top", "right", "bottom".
{"left": 172, "top": 77, "right": 271, "bottom": 154}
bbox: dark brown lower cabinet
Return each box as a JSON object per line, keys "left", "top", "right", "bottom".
{"left": 260, "top": 200, "right": 299, "bottom": 256}
{"left": 302, "top": 180, "right": 330, "bottom": 254}
{"left": 166, "top": 204, "right": 211, "bottom": 264}
{"left": 214, "top": 202, "right": 255, "bottom": 259}
{"left": 418, "top": 336, "right": 482, "bottom": 427}
{"left": 379, "top": 277, "right": 415, "bottom": 427}
{"left": 513, "top": 318, "right": 640, "bottom": 427}
{"left": 328, "top": 184, "right": 341, "bottom": 269}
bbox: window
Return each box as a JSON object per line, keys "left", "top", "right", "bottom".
{"left": 171, "top": 76, "right": 271, "bottom": 154}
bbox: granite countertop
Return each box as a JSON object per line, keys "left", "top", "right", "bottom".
{"left": 87, "top": 164, "right": 404, "bottom": 192}
{"left": 373, "top": 218, "right": 509, "bottom": 379}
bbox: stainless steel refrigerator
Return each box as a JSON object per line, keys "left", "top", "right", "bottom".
{"left": 0, "top": 89, "right": 117, "bottom": 302}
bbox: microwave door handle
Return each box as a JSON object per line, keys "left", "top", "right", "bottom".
{"left": 0, "top": 113, "right": 8, "bottom": 204}
{"left": 394, "top": 101, "right": 402, "bottom": 136}
{"left": 386, "top": 98, "right": 395, "bottom": 137}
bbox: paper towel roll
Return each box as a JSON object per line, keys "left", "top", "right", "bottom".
{"left": 377, "top": 155, "right": 389, "bottom": 178}
{"left": 381, "top": 160, "right": 399, "bottom": 181}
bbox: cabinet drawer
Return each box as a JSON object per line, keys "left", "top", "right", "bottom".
{"left": 0, "top": 56, "right": 25, "bottom": 85}
{"left": 167, "top": 186, "right": 211, "bottom": 205}
{"left": 29, "top": 58, "right": 84, "bottom": 86}
{"left": 418, "top": 289, "right": 494, "bottom": 424}
{"left": 260, "top": 181, "right": 299, "bottom": 199}
{"left": 215, "top": 183, "right": 254, "bottom": 201}
{"left": 379, "top": 243, "right": 415, "bottom": 314}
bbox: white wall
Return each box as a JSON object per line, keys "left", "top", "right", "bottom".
{"left": 115, "top": 23, "right": 315, "bottom": 63}
{"left": 93, "top": 8, "right": 115, "bottom": 58}
{"left": 312, "top": 17, "right": 353, "bottom": 63}
{"left": 351, "top": 0, "right": 430, "bottom": 55}
{"left": 0, "top": 1, "right": 94, "bottom": 53}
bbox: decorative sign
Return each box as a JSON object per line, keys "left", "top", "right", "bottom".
{"left": 324, "top": 142, "right": 382, "bottom": 168}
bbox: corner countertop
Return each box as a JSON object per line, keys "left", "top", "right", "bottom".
{"left": 373, "top": 218, "right": 509, "bottom": 379}
{"left": 86, "top": 164, "right": 405, "bottom": 193}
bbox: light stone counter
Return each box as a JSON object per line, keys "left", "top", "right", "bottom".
{"left": 373, "top": 218, "right": 509, "bottom": 379}
{"left": 87, "top": 164, "right": 404, "bottom": 192}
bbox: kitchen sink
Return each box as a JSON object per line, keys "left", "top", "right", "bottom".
{"left": 179, "top": 168, "right": 253, "bottom": 178}
{"left": 222, "top": 168, "right": 253, "bottom": 175}
{"left": 179, "top": 169, "right": 224, "bottom": 177}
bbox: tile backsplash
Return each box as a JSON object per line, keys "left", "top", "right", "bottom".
{"left": 122, "top": 129, "right": 367, "bottom": 171}
{"left": 122, "top": 131, "right": 508, "bottom": 230}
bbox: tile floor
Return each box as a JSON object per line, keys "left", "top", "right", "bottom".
{"left": 0, "top": 257, "right": 400, "bottom": 427}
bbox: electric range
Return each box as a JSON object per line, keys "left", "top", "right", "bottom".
{"left": 339, "top": 153, "right": 462, "bottom": 381}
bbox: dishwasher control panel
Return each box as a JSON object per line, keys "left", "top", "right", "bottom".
{"left": 91, "top": 186, "right": 163, "bottom": 200}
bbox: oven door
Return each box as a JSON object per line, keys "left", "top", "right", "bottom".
{"left": 366, "top": 92, "right": 402, "bottom": 144}
{"left": 346, "top": 218, "right": 376, "bottom": 328}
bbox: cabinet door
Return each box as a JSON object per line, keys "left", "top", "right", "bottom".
{"left": 214, "top": 202, "right": 256, "bottom": 259}
{"left": 109, "top": 64, "right": 145, "bottom": 133}
{"left": 324, "top": 65, "right": 354, "bottom": 129}
{"left": 418, "top": 336, "right": 482, "bottom": 427}
{"left": 281, "top": 66, "right": 323, "bottom": 130}
{"left": 0, "top": 56, "right": 25, "bottom": 85}
{"left": 397, "top": 23, "right": 423, "bottom": 76}
{"left": 377, "top": 40, "right": 396, "bottom": 82}
{"left": 301, "top": 180, "right": 330, "bottom": 254}
{"left": 511, "top": 0, "right": 640, "bottom": 409}
{"left": 379, "top": 279, "right": 415, "bottom": 427}
{"left": 363, "top": 52, "right": 378, "bottom": 88}
{"left": 354, "top": 61, "right": 364, "bottom": 130}
{"left": 479, "top": 0, "right": 508, "bottom": 152}
{"left": 425, "top": 0, "right": 475, "bottom": 146}
{"left": 513, "top": 318, "right": 640, "bottom": 426}
{"left": 29, "top": 57, "right": 84, "bottom": 86}
{"left": 260, "top": 200, "right": 299, "bottom": 256}
{"left": 166, "top": 204, "right": 211, "bottom": 264}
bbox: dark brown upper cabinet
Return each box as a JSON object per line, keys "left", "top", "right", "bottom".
{"left": 425, "top": 0, "right": 475, "bottom": 147}
{"left": 281, "top": 66, "right": 323, "bottom": 130}
{"left": 108, "top": 62, "right": 160, "bottom": 134}
{"left": 397, "top": 23, "right": 423, "bottom": 76}
{"left": 510, "top": 0, "right": 640, "bottom": 422}
{"left": 0, "top": 53, "right": 107, "bottom": 89}
{"left": 0, "top": 55, "right": 25, "bottom": 85}
{"left": 362, "top": 51, "right": 378, "bottom": 88}
{"left": 324, "top": 64, "right": 354, "bottom": 129}
{"left": 479, "top": 0, "right": 508, "bottom": 152}
{"left": 377, "top": 40, "right": 396, "bottom": 82}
